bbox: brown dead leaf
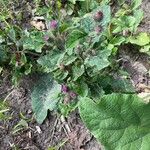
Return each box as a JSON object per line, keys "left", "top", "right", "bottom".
{"left": 30, "top": 16, "right": 46, "bottom": 30}
{"left": 137, "top": 83, "right": 150, "bottom": 92}
{"left": 138, "top": 92, "right": 150, "bottom": 103}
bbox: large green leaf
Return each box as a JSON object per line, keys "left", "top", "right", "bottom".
{"left": 66, "top": 30, "right": 87, "bottom": 49}
{"left": 37, "top": 51, "right": 63, "bottom": 72}
{"left": 31, "top": 74, "right": 61, "bottom": 124}
{"left": 79, "top": 93, "right": 150, "bottom": 150}
{"left": 23, "top": 31, "right": 45, "bottom": 53}
{"left": 84, "top": 49, "right": 111, "bottom": 72}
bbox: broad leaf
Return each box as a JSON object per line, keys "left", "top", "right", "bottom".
{"left": 84, "top": 49, "right": 111, "bottom": 72}
{"left": 79, "top": 93, "right": 150, "bottom": 150}
{"left": 37, "top": 51, "right": 63, "bottom": 72}
{"left": 129, "top": 33, "right": 150, "bottom": 46}
{"left": 66, "top": 30, "right": 87, "bottom": 49}
{"left": 23, "top": 31, "right": 45, "bottom": 53}
{"left": 31, "top": 74, "right": 61, "bottom": 124}
{"left": 72, "top": 64, "right": 84, "bottom": 81}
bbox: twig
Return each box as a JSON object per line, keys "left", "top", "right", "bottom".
{"left": 60, "top": 115, "right": 71, "bottom": 135}
{"left": 3, "top": 88, "right": 14, "bottom": 102}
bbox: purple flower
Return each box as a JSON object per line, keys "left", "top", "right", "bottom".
{"left": 61, "top": 84, "right": 69, "bottom": 93}
{"left": 43, "top": 35, "right": 49, "bottom": 41}
{"left": 50, "top": 20, "right": 58, "bottom": 29}
{"left": 94, "top": 26, "right": 102, "bottom": 34}
{"left": 69, "top": 91, "right": 77, "bottom": 98}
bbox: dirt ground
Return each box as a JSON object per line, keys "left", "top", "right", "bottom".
{"left": 0, "top": 1, "right": 150, "bottom": 150}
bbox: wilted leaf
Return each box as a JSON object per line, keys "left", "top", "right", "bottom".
{"left": 31, "top": 74, "right": 61, "bottom": 124}
{"left": 79, "top": 93, "right": 150, "bottom": 150}
{"left": 30, "top": 16, "right": 46, "bottom": 31}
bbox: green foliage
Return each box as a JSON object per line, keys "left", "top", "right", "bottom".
{"left": 0, "top": 101, "right": 10, "bottom": 120}
{"left": 129, "top": 33, "right": 150, "bottom": 46}
{"left": 0, "top": 45, "right": 8, "bottom": 63}
{"left": 66, "top": 30, "right": 87, "bottom": 49}
{"left": 23, "top": 31, "right": 46, "bottom": 53}
{"left": 84, "top": 49, "right": 111, "bottom": 73}
{"left": 128, "top": 33, "right": 150, "bottom": 55}
{"left": 69, "top": 0, "right": 85, "bottom": 4}
{"left": 79, "top": 93, "right": 150, "bottom": 150}
{"left": 31, "top": 74, "right": 61, "bottom": 124}
{"left": 0, "top": 0, "right": 150, "bottom": 149}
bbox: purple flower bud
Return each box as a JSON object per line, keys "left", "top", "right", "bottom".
{"left": 69, "top": 91, "right": 77, "bottom": 98}
{"left": 61, "top": 84, "right": 69, "bottom": 93}
{"left": 93, "top": 11, "right": 103, "bottom": 21}
{"left": 43, "top": 35, "right": 49, "bottom": 41}
{"left": 94, "top": 26, "right": 102, "bottom": 34}
{"left": 50, "top": 20, "right": 58, "bottom": 29}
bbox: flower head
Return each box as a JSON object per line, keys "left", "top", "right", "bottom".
{"left": 93, "top": 11, "right": 103, "bottom": 21}
{"left": 61, "top": 84, "right": 69, "bottom": 93}
{"left": 43, "top": 35, "right": 49, "bottom": 41}
{"left": 94, "top": 26, "right": 102, "bottom": 34}
{"left": 50, "top": 20, "right": 58, "bottom": 29}
{"left": 69, "top": 91, "right": 77, "bottom": 98}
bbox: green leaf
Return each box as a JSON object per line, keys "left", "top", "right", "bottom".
{"left": 0, "top": 101, "right": 10, "bottom": 120}
{"left": 31, "top": 74, "right": 61, "bottom": 124}
{"left": 69, "top": 0, "right": 85, "bottom": 4}
{"left": 133, "top": 9, "right": 143, "bottom": 32}
{"left": 84, "top": 49, "right": 111, "bottom": 72}
{"left": 113, "top": 16, "right": 136, "bottom": 33}
{"left": 23, "top": 31, "right": 45, "bottom": 53}
{"left": 140, "top": 45, "right": 150, "bottom": 55}
{"left": 8, "top": 28, "right": 16, "bottom": 43}
{"left": 80, "top": 5, "right": 111, "bottom": 33}
{"left": 66, "top": 30, "right": 87, "bottom": 49}
{"left": 98, "top": 75, "right": 136, "bottom": 94}
{"left": 131, "top": 0, "right": 142, "bottom": 10}
{"left": 110, "top": 36, "right": 126, "bottom": 46}
{"left": 129, "top": 33, "right": 150, "bottom": 46}
{"left": 79, "top": 93, "right": 150, "bottom": 150}
{"left": 0, "top": 45, "right": 8, "bottom": 63}
{"left": 37, "top": 51, "right": 63, "bottom": 72}
{"left": 72, "top": 64, "right": 84, "bottom": 81}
